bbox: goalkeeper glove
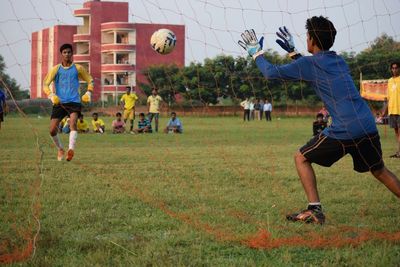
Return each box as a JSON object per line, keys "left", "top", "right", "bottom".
{"left": 48, "top": 93, "right": 60, "bottom": 105}
{"left": 238, "top": 29, "right": 264, "bottom": 59}
{"left": 275, "top": 26, "right": 302, "bottom": 60}
{"left": 81, "top": 91, "right": 92, "bottom": 103}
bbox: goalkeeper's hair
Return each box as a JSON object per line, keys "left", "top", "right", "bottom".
{"left": 306, "top": 16, "right": 336, "bottom": 50}
{"left": 59, "top": 43, "right": 73, "bottom": 53}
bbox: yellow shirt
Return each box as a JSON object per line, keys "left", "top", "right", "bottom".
{"left": 60, "top": 117, "right": 68, "bottom": 127}
{"left": 91, "top": 118, "right": 105, "bottom": 131}
{"left": 120, "top": 93, "right": 138, "bottom": 110}
{"left": 387, "top": 76, "right": 400, "bottom": 115}
{"left": 147, "top": 95, "right": 162, "bottom": 113}
{"left": 77, "top": 119, "right": 89, "bottom": 131}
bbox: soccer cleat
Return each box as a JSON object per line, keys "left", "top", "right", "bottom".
{"left": 286, "top": 209, "right": 325, "bottom": 224}
{"left": 66, "top": 149, "right": 74, "bottom": 161}
{"left": 57, "top": 149, "right": 65, "bottom": 161}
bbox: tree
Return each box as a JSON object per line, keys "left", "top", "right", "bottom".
{"left": 0, "top": 54, "right": 29, "bottom": 100}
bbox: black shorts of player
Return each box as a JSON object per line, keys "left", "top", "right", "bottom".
{"left": 389, "top": 115, "right": 400, "bottom": 129}
{"left": 50, "top": 102, "right": 82, "bottom": 120}
{"left": 300, "top": 133, "right": 384, "bottom": 173}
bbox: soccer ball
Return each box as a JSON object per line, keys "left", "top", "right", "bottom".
{"left": 150, "top": 29, "right": 176, "bottom": 55}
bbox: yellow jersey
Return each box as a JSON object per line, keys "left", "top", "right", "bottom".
{"left": 91, "top": 118, "right": 105, "bottom": 131}
{"left": 387, "top": 76, "right": 400, "bottom": 115}
{"left": 147, "top": 95, "right": 162, "bottom": 113}
{"left": 120, "top": 93, "right": 138, "bottom": 110}
{"left": 77, "top": 119, "right": 89, "bottom": 131}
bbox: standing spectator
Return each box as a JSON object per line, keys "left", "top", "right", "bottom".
{"left": 77, "top": 114, "right": 89, "bottom": 133}
{"left": 91, "top": 112, "right": 105, "bottom": 134}
{"left": 147, "top": 88, "right": 163, "bottom": 132}
{"left": 254, "top": 99, "right": 261, "bottom": 120}
{"left": 120, "top": 86, "right": 138, "bottom": 133}
{"left": 249, "top": 98, "right": 255, "bottom": 120}
{"left": 134, "top": 113, "right": 152, "bottom": 134}
{"left": 313, "top": 113, "right": 327, "bottom": 136}
{"left": 240, "top": 97, "right": 251, "bottom": 121}
{"left": 164, "top": 112, "right": 183, "bottom": 133}
{"left": 384, "top": 62, "right": 400, "bottom": 158}
{"left": 0, "top": 88, "right": 7, "bottom": 130}
{"left": 112, "top": 112, "right": 126, "bottom": 134}
{"left": 264, "top": 99, "right": 272, "bottom": 121}
{"left": 259, "top": 98, "right": 264, "bottom": 120}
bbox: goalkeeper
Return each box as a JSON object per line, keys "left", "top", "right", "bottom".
{"left": 43, "top": 43, "right": 94, "bottom": 162}
{"left": 239, "top": 16, "right": 400, "bottom": 224}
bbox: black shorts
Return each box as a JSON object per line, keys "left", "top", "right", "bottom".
{"left": 300, "top": 133, "right": 384, "bottom": 173}
{"left": 0, "top": 111, "right": 3, "bottom": 122}
{"left": 50, "top": 102, "right": 82, "bottom": 120}
{"left": 389, "top": 115, "right": 400, "bottom": 129}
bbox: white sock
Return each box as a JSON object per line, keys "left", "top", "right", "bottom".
{"left": 51, "top": 134, "right": 63, "bottom": 150}
{"left": 69, "top": 130, "right": 77, "bottom": 150}
{"left": 308, "top": 202, "right": 321, "bottom": 206}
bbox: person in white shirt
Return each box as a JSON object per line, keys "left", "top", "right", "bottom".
{"left": 263, "top": 99, "right": 272, "bottom": 121}
{"left": 249, "top": 99, "right": 255, "bottom": 120}
{"left": 240, "top": 97, "right": 251, "bottom": 121}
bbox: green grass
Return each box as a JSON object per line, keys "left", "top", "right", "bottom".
{"left": 1, "top": 114, "right": 400, "bottom": 266}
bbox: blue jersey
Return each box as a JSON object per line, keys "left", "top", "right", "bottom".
{"left": 54, "top": 64, "right": 81, "bottom": 103}
{"left": 255, "top": 51, "right": 377, "bottom": 139}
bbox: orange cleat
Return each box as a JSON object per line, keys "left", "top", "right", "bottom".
{"left": 57, "top": 149, "right": 65, "bottom": 161}
{"left": 66, "top": 149, "right": 74, "bottom": 161}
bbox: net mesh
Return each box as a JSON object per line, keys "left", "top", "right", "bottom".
{"left": 1, "top": 0, "right": 400, "bottom": 264}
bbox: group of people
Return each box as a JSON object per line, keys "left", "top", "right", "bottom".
{"left": 240, "top": 98, "right": 272, "bottom": 121}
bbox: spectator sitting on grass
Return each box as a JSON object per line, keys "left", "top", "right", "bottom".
{"left": 164, "top": 112, "right": 183, "bottom": 134}
{"left": 91, "top": 112, "right": 105, "bottom": 134}
{"left": 77, "top": 114, "right": 89, "bottom": 133}
{"left": 313, "top": 113, "right": 327, "bottom": 136}
{"left": 112, "top": 112, "right": 126, "bottom": 134}
{"left": 133, "top": 113, "right": 152, "bottom": 134}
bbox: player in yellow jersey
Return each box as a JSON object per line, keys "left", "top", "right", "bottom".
{"left": 120, "top": 86, "right": 138, "bottom": 133}
{"left": 43, "top": 43, "right": 93, "bottom": 161}
{"left": 77, "top": 114, "right": 89, "bottom": 133}
{"left": 384, "top": 62, "right": 400, "bottom": 158}
{"left": 147, "top": 88, "right": 163, "bottom": 132}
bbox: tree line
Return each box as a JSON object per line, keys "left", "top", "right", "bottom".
{"left": 141, "top": 34, "right": 400, "bottom": 107}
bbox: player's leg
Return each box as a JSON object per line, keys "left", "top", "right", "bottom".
{"left": 371, "top": 167, "right": 400, "bottom": 198}
{"left": 154, "top": 113, "right": 159, "bottom": 132}
{"left": 294, "top": 151, "right": 320, "bottom": 203}
{"left": 394, "top": 126, "right": 400, "bottom": 157}
{"left": 129, "top": 109, "right": 134, "bottom": 132}
{"left": 49, "top": 105, "right": 67, "bottom": 161}
{"left": 66, "top": 111, "right": 79, "bottom": 161}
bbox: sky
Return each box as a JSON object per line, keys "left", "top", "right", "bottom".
{"left": 0, "top": 0, "right": 399, "bottom": 92}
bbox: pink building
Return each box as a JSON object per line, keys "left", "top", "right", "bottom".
{"left": 30, "top": 0, "right": 185, "bottom": 102}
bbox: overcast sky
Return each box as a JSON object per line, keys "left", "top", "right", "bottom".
{"left": 0, "top": 0, "right": 399, "bottom": 92}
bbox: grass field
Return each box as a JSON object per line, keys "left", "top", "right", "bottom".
{"left": 1, "top": 114, "right": 400, "bottom": 266}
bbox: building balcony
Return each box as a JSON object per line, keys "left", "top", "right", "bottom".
{"left": 101, "top": 22, "right": 135, "bottom": 32}
{"left": 102, "top": 85, "right": 131, "bottom": 92}
{"left": 73, "top": 54, "right": 90, "bottom": 62}
{"left": 73, "top": 34, "right": 90, "bottom": 42}
{"left": 74, "top": 8, "right": 90, "bottom": 17}
{"left": 101, "top": 64, "right": 135, "bottom": 73}
{"left": 101, "top": 44, "right": 135, "bottom": 52}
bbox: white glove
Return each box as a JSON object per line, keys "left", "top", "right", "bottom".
{"left": 81, "top": 91, "right": 92, "bottom": 103}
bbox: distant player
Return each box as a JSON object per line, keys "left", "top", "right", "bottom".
{"left": 112, "top": 112, "right": 126, "bottom": 134}
{"left": 134, "top": 112, "right": 152, "bottom": 134}
{"left": 0, "top": 88, "right": 7, "bottom": 131}
{"left": 43, "top": 43, "right": 93, "bottom": 161}
{"left": 147, "top": 88, "right": 163, "bottom": 132}
{"left": 120, "top": 86, "right": 138, "bottom": 133}
{"left": 77, "top": 114, "right": 89, "bottom": 133}
{"left": 164, "top": 112, "right": 183, "bottom": 133}
{"left": 312, "top": 113, "right": 327, "bottom": 136}
{"left": 383, "top": 62, "right": 400, "bottom": 158}
{"left": 239, "top": 16, "right": 400, "bottom": 224}
{"left": 91, "top": 112, "right": 105, "bottom": 133}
